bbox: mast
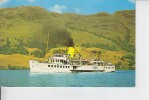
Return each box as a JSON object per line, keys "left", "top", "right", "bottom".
{"left": 46, "top": 31, "right": 49, "bottom": 55}
{"left": 97, "top": 51, "right": 101, "bottom": 60}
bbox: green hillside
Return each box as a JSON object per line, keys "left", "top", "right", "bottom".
{"left": 0, "top": 6, "right": 135, "bottom": 70}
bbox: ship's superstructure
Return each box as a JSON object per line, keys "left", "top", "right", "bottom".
{"left": 29, "top": 53, "right": 115, "bottom": 73}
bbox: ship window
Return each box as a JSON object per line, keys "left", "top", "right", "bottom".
{"left": 68, "top": 66, "right": 70, "bottom": 68}
{"left": 60, "top": 66, "right": 62, "bottom": 68}
{"left": 48, "top": 65, "right": 50, "bottom": 67}
{"left": 57, "top": 65, "right": 59, "bottom": 68}
{"left": 54, "top": 65, "right": 56, "bottom": 67}
{"left": 51, "top": 65, "right": 53, "bottom": 67}
{"left": 66, "top": 66, "right": 67, "bottom": 68}
{"left": 63, "top": 66, "right": 65, "bottom": 68}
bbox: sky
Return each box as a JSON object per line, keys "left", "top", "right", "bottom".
{"left": 0, "top": 0, "right": 135, "bottom": 14}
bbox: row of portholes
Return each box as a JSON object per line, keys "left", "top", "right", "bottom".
{"left": 105, "top": 67, "right": 115, "bottom": 69}
{"left": 48, "top": 65, "right": 70, "bottom": 68}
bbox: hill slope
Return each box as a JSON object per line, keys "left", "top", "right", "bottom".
{"left": 0, "top": 6, "right": 135, "bottom": 69}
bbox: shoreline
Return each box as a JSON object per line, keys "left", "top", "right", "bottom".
{"left": 0, "top": 69, "right": 135, "bottom": 70}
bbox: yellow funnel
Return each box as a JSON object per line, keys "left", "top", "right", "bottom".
{"left": 67, "top": 47, "right": 75, "bottom": 58}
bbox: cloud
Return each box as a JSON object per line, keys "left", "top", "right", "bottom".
{"left": 128, "top": 0, "right": 135, "bottom": 3}
{"left": 74, "top": 8, "right": 81, "bottom": 13}
{"left": 28, "top": 0, "right": 35, "bottom": 3}
{"left": 0, "top": 0, "right": 9, "bottom": 6}
{"left": 49, "top": 5, "right": 66, "bottom": 13}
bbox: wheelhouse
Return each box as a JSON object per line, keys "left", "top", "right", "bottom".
{"left": 48, "top": 54, "right": 67, "bottom": 64}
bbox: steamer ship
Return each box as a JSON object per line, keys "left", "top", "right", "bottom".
{"left": 29, "top": 47, "right": 115, "bottom": 73}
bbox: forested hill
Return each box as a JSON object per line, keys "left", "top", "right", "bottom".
{"left": 0, "top": 6, "right": 135, "bottom": 69}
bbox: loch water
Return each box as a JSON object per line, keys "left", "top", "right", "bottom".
{"left": 0, "top": 70, "right": 135, "bottom": 87}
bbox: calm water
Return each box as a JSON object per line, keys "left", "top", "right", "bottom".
{"left": 0, "top": 70, "right": 135, "bottom": 87}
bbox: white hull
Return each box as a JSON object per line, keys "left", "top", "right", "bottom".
{"left": 29, "top": 60, "right": 72, "bottom": 73}
{"left": 29, "top": 60, "right": 115, "bottom": 73}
